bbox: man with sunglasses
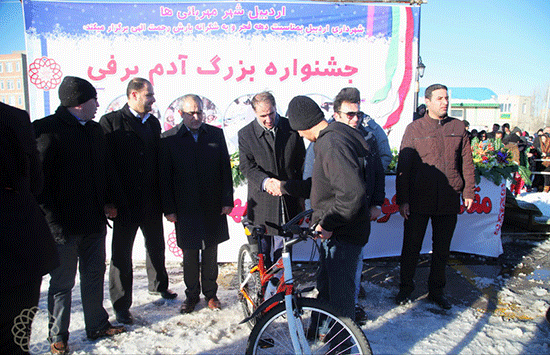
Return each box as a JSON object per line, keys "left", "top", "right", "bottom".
{"left": 100, "top": 78, "right": 176, "bottom": 326}
{"left": 332, "top": 87, "right": 390, "bottom": 324}
{"left": 160, "top": 94, "right": 233, "bottom": 313}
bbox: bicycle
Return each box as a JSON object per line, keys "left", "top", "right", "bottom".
{"left": 237, "top": 209, "right": 372, "bottom": 355}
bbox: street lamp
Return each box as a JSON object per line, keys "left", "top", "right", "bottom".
{"left": 417, "top": 56, "right": 425, "bottom": 78}
{"left": 413, "top": 56, "right": 426, "bottom": 110}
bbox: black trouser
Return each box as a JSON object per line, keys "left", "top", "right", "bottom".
{"left": 399, "top": 213, "right": 457, "bottom": 297}
{"left": 109, "top": 216, "right": 169, "bottom": 313}
{"left": 182, "top": 244, "right": 218, "bottom": 301}
{"left": 0, "top": 278, "right": 41, "bottom": 354}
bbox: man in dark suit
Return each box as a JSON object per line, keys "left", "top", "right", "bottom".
{"left": 99, "top": 78, "right": 175, "bottom": 325}
{"left": 237, "top": 92, "right": 308, "bottom": 264}
{"left": 0, "top": 103, "right": 59, "bottom": 354}
{"left": 160, "top": 94, "right": 233, "bottom": 313}
{"left": 33, "top": 77, "right": 125, "bottom": 354}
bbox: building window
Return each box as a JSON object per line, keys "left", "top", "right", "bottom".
{"left": 6, "top": 62, "right": 13, "bottom": 73}
{"left": 18, "top": 96, "right": 23, "bottom": 106}
{"left": 17, "top": 80, "right": 21, "bottom": 90}
{"left": 7, "top": 80, "right": 14, "bottom": 90}
{"left": 522, "top": 103, "right": 527, "bottom": 114}
{"left": 16, "top": 62, "right": 21, "bottom": 72}
{"left": 9, "top": 96, "right": 16, "bottom": 106}
{"left": 1, "top": 97, "right": 5, "bottom": 103}
{"left": 451, "top": 109, "right": 464, "bottom": 118}
{"left": 0, "top": 81, "right": 3, "bottom": 90}
{"left": 0, "top": 63, "right": 3, "bottom": 73}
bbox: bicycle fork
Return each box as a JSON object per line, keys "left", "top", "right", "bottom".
{"left": 282, "top": 251, "right": 312, "bottom": 355}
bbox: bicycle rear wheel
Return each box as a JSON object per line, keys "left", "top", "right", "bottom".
{"left": 246, "top": 297, "right": 372, "bottom": 355}
{"left": 237, "top": 244, "right": 262, "bottom": 329}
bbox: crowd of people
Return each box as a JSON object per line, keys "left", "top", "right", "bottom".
{"left": 466, "top": 121, "right": 550, "bottom": 193}
{"left": 2, "top": 78, "right": 519, "bottom": 354}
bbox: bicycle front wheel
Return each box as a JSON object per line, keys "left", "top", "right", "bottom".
{"left": 245, "top": 297, "right": 372, "bottom": 355}
{"left": 237, "top": 244, "right": 262, "bottom": 329}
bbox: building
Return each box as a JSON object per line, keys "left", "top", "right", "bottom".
{"left": 499, "top": 95, "right": 536, "bottom": 133}
{"left": 419, "top": 87, "right": 537, "bottom": 133}
{"left": 0, "top": 51, "right": 29, "bottom": 111}
{"left": 446, "top": 87, "right": 500, "bottom": 131}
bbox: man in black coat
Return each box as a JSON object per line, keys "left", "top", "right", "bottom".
{"left": 160, "top": 94, "right": 233, "bottom": 313}
{"left": 0, "top": 103, "right": 59, "bottom": 354}
{"left": 33, "top": 76, "right": 125, "bottom": 354}
{"left": 238, "top": 92, "right": 308, "bottom": 265}
{"left": 288, "top": 96, "right": 385, "bottom": 323}
{"left": 99, "top": 78, "right": 175, "bottom": 325}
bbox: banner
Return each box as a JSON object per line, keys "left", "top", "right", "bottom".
{"left": 23, "top": 0, "right": 420, "bottom": 150}
{"left": 107, "top": 176, "right": 504, "bottom": 262}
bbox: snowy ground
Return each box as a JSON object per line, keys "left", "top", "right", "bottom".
{"left": 27, "top": 193, "right": 550, "bottom": 355}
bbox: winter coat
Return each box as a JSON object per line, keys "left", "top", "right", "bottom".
{"left": 311, "top": 121, "right": 385, "bottom": 246}
{"left": 0, "top": 103, "right": 59, "bottom": 285}
{"left": 99, "top": 104, "right": 162, "bottom": 223}
{"left": 396, "top": 113, "right": 475, "bottom": 215}
{"left": 238, "top": 116, "right": 307, "bottom": 235}
{"left": 160, "top": 123, "right": 233, "bottom": 249}
{"left": 33, "top": 106, "right": 110, "bottom": 240}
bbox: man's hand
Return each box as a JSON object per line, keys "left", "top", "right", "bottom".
{"left": 370, "top": 205, "right": 381, "bottom": 221}
{"left": 315, "top": 224, "right": 332, "bottom": 240}
{"left": 265, "top": 178, "right": 282, "bottom": 196}
{"left": 464, "top": 198, "right": 474, "bottom": 210}
{"left": 221, "top": 206, "right": 233, "bottom": 215}
{"left": 399, "top": 202, "right": 410, "bottom": 220}
{"left": 165, "top": 213, "right": 177, "bottom": 223}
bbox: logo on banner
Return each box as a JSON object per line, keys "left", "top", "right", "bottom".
{"left": 28, "top": 57, "right": 63, "bottom": 90}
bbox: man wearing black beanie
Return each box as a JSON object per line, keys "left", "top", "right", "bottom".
{"left": 288, "top": 95, "right": 385, "bottom": 325}
{"left": 33, "top": 76, "right": 124, "bottom": 354}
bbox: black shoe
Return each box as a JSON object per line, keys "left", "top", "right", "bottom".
{"left": 355, "top": 305, "right": 368, "bottom": 325}
{"left": 149, "top": 289, "right": 178, "bottom": 299}
{"left": 180, "top": 297, "right": 200, "bottom": 314}
{"left": 395, "top": 290, "right": 412, "bottom": 305}
{"left": 115, "top": 309, "right": 134, "bottom": 325}
{"left": 428, "top": 293, "right": 452, "bottom": 310}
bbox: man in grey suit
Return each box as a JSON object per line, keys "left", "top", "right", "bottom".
{"left": 237, "top": 92, "right": 309, "bottom": 265}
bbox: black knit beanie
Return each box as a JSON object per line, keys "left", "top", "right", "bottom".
{"left": 58, "top": 76, "right": 97, "bottom": 107}
{"left": 287, "top": 96, "right": 324, "bottom": 131}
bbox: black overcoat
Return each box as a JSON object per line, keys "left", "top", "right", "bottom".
{"left": 238, "top": 116, "right": 306, "bottom": 235}
{"left": 160, "top": 123, "right": 233, "bottom": 249}
{"left": 33, "top": 106, "right": 109, "bottom": 239}
{"left": 99, "top": 104, "right": 162, "bottom": 223}
{"left": 0, "top": 103, "right": 59, "bottom": 285}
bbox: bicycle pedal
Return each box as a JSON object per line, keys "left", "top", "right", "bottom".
{"left": 258, "top": 338, "right": 275, "bottom": 348}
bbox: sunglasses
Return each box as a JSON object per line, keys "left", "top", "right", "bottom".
{"left": 338, "top": 111, "right": 365, "bottom": 120}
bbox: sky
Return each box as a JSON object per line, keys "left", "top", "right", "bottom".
{"left": 1, "top": 0, "right": 549, "bottom": 97}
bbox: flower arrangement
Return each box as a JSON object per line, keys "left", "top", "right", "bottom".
{"left": 230, "top": 151, "right": 247, "bottom": 187}
{"left": 470, "top": 137, "right": 531, "bottom": 186}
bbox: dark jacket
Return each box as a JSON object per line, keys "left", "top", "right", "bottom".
{"left": 396, "top": 113, "right": 475, "bottom": 215}
{"left": 33, "top": 106, "right": 110, "bottom": 240}
{"left": 99, "top": 104, "right": 162, "bottom": 223}
{"left": 311, "top": 121, "right": 385, "bottom": 246}
{"left": 238, "top": 116, "right": 307, "bottom": 234}
{"left": 0, "top": 103, "right": 59, "bottom": 285}
{"left": 160, "top": 123, "right": 233, "bottom": 249}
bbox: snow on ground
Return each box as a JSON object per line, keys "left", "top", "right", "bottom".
{"left": 26, "top": 192, "right": 550, "bottom": 354}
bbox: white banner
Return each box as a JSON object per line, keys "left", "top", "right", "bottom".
{"left": 109, "top": 176, "right": 505, "bottom": 262}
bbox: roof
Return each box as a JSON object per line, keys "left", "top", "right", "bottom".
{"left": 450, "top": 103, "right": 500, "bottom": 108}
{"left": 420, "top": 87, "right": 498, "bottom": 102}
